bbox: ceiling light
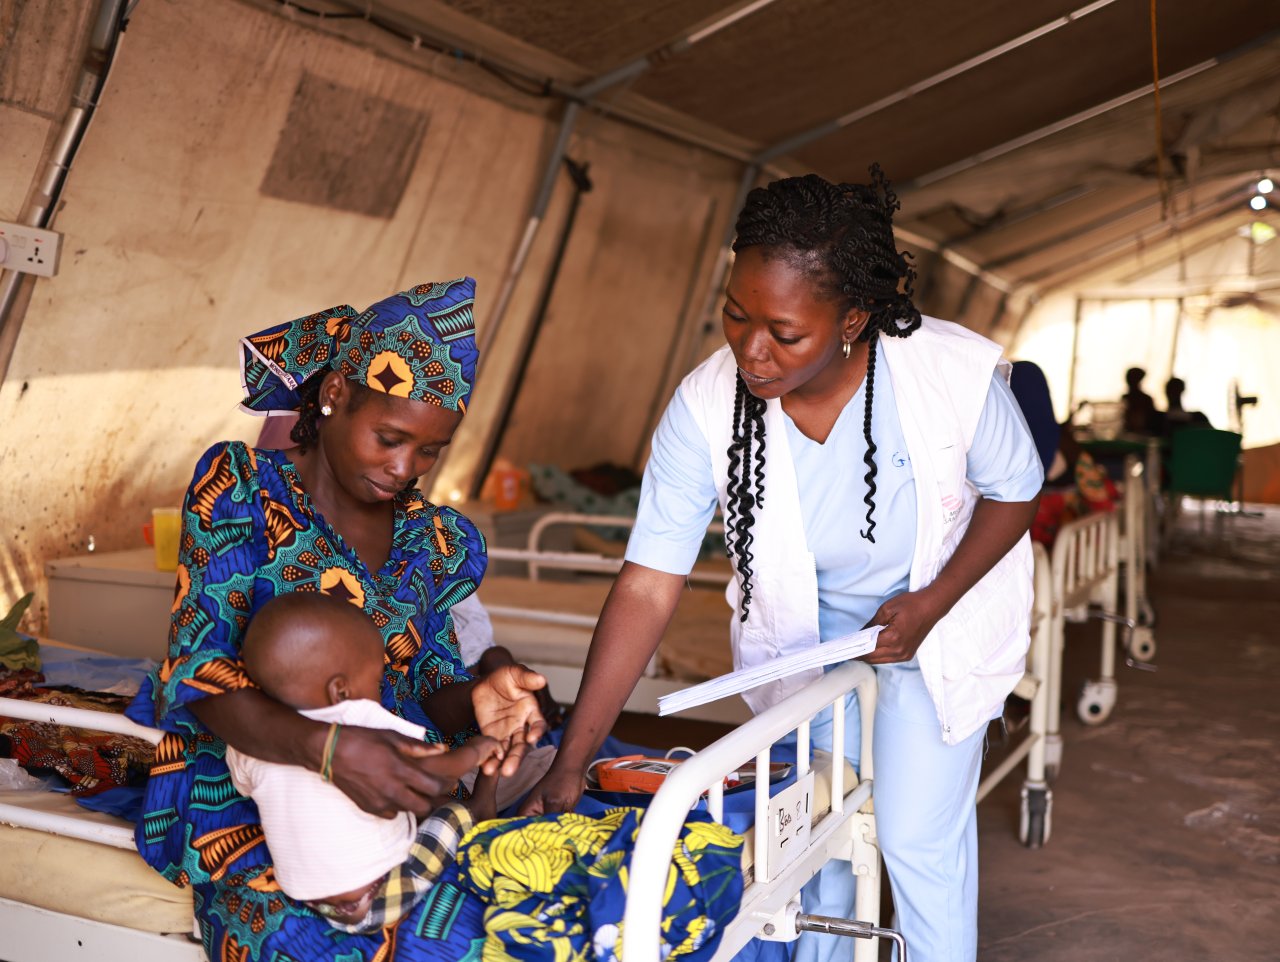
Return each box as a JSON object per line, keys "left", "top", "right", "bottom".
{"left": 1258, "top": 177, "right": 1275, "bottom": 194}
{"left": 1249, "top": 194, "right": 1267, "bottom": 211}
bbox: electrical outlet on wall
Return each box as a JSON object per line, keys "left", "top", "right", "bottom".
{"left": 0, "top": 222, "right": 62, "bottom": 278}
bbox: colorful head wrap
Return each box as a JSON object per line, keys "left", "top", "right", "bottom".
{"left": 239, "top": 278, "right": 478, "bottom": 415}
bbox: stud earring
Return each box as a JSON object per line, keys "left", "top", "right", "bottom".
{"left": 842, "top": 338, "right": 852, "bottom": 360}
{"left": 320, "top": 403, "right": 333, "bottom": 417}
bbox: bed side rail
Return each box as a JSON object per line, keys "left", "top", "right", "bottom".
{"left": 489, "top": 512, "right": 729, "bottom": 586}
{"left": 0, "top": 695, "right": 163, "bottom": 850}
{"left": 623, "top": 660, "right": 879, "bottom": 962}
{"left": 1050, "top": 508, "right": 1119, "bottom": 613}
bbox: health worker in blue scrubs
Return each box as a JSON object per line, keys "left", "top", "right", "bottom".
{"left": 521, "top": 169, "right": 1043, "bottom": 962}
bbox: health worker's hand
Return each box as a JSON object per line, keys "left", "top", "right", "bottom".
{"left": 861, "top": 588, "right": 949, "bottom": 665}
{"left": 471, "top": 664, "right": 549, "bottom": 776}
{"left": 517, "top": 760, "right": 586, "bottom": 816}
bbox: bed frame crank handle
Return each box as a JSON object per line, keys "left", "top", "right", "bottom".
{"left": 795, "top": 912, "right": 908, "bottom": 961}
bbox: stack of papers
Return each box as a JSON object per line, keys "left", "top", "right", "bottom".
{"left": 658, "top": 625, "right": 884, "bottom": 716}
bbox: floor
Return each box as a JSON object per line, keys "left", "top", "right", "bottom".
{"left": 976, "top": 503, "right": 1280, "bottom": 961}
{"left": 614, "top": 502, "right": 1280, "bottom": 961}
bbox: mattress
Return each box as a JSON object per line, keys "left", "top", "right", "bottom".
{"left": 479, "top": 575, "right": 736, "bottom": 681}
{"left": 0, "top": 789, "right": 194, "bottom": 935}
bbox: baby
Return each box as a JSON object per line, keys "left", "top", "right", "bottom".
{"left": 225, "top": 592, "right": 502, "bottom": 931}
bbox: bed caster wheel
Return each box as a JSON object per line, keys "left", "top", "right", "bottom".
{"left": 1077, "top": 679, "right": 1116, "bottom": 725}
{"left": 1127, "top": 626, "right": 1156, "bottom": 662}
{"left": 1019, "top": 785, "right": 1052, "bottom": 848}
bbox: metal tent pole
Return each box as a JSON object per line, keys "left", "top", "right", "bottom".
{"left": 469, "top": 158, "right": 593, "bottom": 498}
{"left": 475, "top": 0, "right": 785, "bottom": 365}
{"left": 753, "top": 0, "right": 1121, "bottom": 166}
{"left": 1022, "top": 185, "right": 1253, "bottom": 289}
{"left": 899, "top": 29, "right": 1280, "bottom": 192}
{"left": 0, "top": 0, "right": 128, "bottom": 389}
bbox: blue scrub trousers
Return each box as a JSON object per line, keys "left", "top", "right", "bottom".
{"left": 789, "top": 660, "right": 986, "bottom": 962}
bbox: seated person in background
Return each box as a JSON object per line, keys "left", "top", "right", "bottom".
{"left": 226, "top": 594, "right": 504, "bottom": 932}
{"left": 1030, "top": 428, "right": 1119, "bottom": 547}
{"left": 1122, "top": 366, "right": 1158, "bottom": 434}
{"left": 1010, "top": 360, "right": 1061, "bottom": 475}
{"left": 1008, "top": 360, "right": 1118, "bottom": 547}
{"left": 1156, "top": 377, "right": 1212, "bottom": 436}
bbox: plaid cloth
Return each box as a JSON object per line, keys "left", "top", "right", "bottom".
{"left": 329, "top": 800, "right": 476, "bottom": 934}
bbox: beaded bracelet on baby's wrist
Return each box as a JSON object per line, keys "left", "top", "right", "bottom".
{"left": 319, "top": 722, "right": 342, "bottom": 783}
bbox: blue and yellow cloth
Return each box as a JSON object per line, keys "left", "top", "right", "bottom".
{"left": 239, "top": 278, "right": 479, "bottom": 415}
{"left": 458, "top": 808, "right": 743, "bottom": 962}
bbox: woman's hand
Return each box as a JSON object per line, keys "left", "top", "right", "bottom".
{"left": 471, "top": 664, "right": 549, "bottom": 776}
{"left": 329, "top": 727, "right": 500, "bottom": 819}
{"left": 477, "top": 646, "right": 565, "bottom": 728}
{"left": 861, "top": 588, "right": 949, "bottom": 665}
{"left": 516, "top": 760, "right": 586, "bottom": 816}
{"left": 863, "top": 499, "right": 1040, "bottom": 666}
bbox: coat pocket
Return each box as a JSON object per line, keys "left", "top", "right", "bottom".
{"left": 935, "top": 546, "right": 1031, "bottom": 680}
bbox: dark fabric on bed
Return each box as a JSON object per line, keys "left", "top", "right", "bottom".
{"left": 0, "top": 669, "right": 154, "bottom": 795}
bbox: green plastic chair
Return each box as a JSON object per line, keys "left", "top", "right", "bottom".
{"left": 1165, "top": 428, "right": 1243, "bottom": 538}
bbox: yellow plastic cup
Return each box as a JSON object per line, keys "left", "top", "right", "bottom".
{"left": 152, "top": 507, "right": 181, "bottom": 572}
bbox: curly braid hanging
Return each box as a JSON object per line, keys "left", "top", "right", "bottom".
{"left": 726, "top": 165, "right": 922, "bottom": 621}
{"left": 290, "top": 376, "right": 325, "bottom": 450}
{"left": 288, "top": 373, "right": 374, "bottom": 452}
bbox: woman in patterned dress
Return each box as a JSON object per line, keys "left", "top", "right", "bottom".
{"left": 127, "top": 278, "right": 549, "bottom": 962}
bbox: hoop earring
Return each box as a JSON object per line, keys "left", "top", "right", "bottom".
{"left": 842, "top": 338, "right": 852, "bottom": 360}
{"left": 320, "top": 403, "right": 333, "bottom": 417}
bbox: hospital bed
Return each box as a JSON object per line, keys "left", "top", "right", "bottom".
{"left": 627, "top": 659, "right": 903, "bottom": 962}
{"left": 1039, "top": 497, "right": 1160, "bottom": 790}
{"left": 480, "top": 513, "right": 749, "bottom": 724}
{"left": 0, "top": 694, "right": 204, "bottom": 962}
{"left": 0, "top": 652, "right": 900, "bottom": 962}
{"left": 972, "top": 541, "right": 1055, "bottom": 848}
{"left": 489, "top": 513, "right": 1064, "bottom": 849}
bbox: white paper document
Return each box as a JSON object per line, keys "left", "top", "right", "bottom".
{"left": 657, "top": 625, "right": 884, "bottom": 716}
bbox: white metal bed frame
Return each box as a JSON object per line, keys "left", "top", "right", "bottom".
{"left": 1040, "top": 489, "right": 1160, "bottom": 789}
{"left": 0, "top": 695, "right": 205, "bottom": 962}
{"left": 1119, "top": 455, "right": 1157, "bottom": 661}
{"left": 0, "top": 663, "right": 901, "bottom": 962}
{"left": 624, "top": 660, "right": 901, "bottom": 962}
{"left": 486, "top": 511, "right": 728, "bottom": 586}
{"left": 975, "top": 541, "right": 1055, "bottom": 848}
{"left": 483, "top": 512, "right": 752, "bottom": 725}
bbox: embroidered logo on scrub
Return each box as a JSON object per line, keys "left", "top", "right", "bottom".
{"left": 941, "top": 493, "right": 963, "bottom": 525}
{"left": 891, "top": 451, "right": 909, "bottom": 467}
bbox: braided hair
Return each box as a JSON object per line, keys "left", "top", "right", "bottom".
{"left": 726, "top": 165, "right": 921, "bottom": 621}
{"left": 289, "top": 374, "right": 373, "bottom": 451}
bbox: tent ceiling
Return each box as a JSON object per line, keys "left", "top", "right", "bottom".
{"left": 363, "top": 0, "right": 1279, "bottom": 296}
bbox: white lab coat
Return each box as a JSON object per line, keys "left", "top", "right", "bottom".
{"left": 681, "top": 316, "right": 1033, "bottom": 744}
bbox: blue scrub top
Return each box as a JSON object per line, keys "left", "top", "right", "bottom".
{"left": 625, "top": 362, "right": 1043, "bottom": 641}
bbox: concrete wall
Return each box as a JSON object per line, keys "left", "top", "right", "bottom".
{"left": 0, "top": 0, "right": 741, "bottom": 630}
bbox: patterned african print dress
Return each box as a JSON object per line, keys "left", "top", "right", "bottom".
{"left": 126, "top": 441, "right": 490, "bottom": 962}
